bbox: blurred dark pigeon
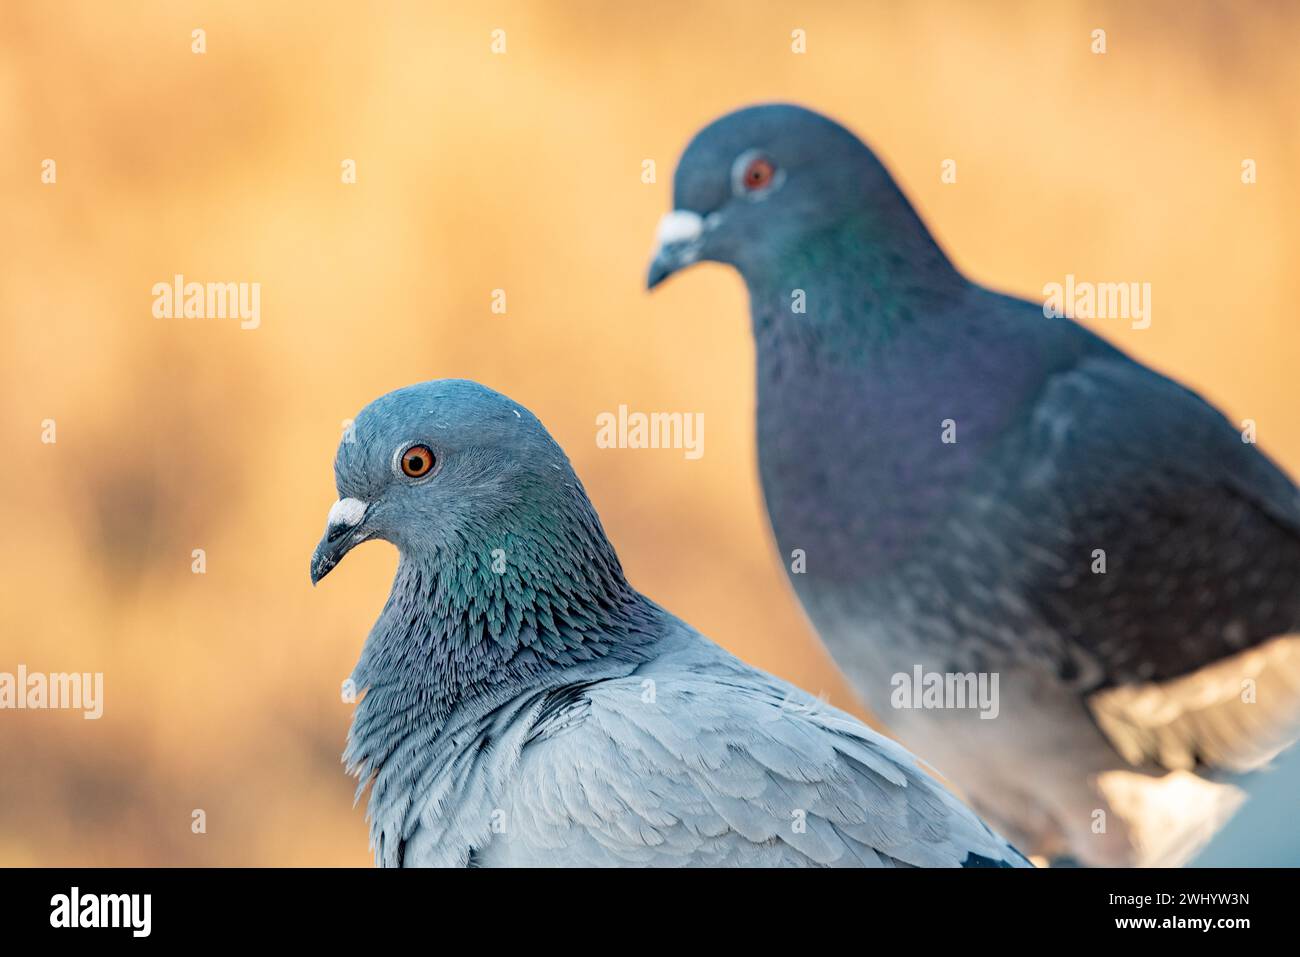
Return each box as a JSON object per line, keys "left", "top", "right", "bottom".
{"left": 310, "top": 379, "right": 1029, "bottom": 867}
{"left": 648, "top": 103, "right": 1300, "bottom": 866}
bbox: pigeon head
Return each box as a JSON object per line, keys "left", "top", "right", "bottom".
{"left": 314, "top": 380, "right": 655, "bottom": 727}
{"left": 647, "top": 104, "right": 896, "bottom": 289}
{"left": 311, "top": 379, "right": 600, "bottom": 584}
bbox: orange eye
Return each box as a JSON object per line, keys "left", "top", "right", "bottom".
{"left": 400, "top": 444, "right": 436, "bottom": 478}
{"left": 743, "top": 157, "right": 775, "bottom": 190}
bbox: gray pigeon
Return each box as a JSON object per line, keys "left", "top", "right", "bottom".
{"left": 647, "top": 103, "right": 1300, "bottom": 866}
{"left": 310, "top": 378, "right": 1029, "bottom": 867}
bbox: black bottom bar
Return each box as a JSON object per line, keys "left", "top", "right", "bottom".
{"left": 0, "top": 866, "right": 1279, "bottom": 943}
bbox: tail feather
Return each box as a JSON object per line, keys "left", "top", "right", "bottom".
{"left": 1086, "top": 634, "right": 1300, "bottom": 865}
{"left": 1089, "top": 634, "right": 1300, "bottom": 774}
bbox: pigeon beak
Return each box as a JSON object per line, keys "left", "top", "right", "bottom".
{"left": 310, "top": 497, "right": 370, "bottom": 585}
{"left": 647, "top": 210, "right": 707, "bottom": 290}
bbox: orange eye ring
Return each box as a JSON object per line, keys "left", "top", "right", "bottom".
{"left": 743, "top": 157, "right": 775, "bottom": 190}
{"left": 400, "top": 444, "right": 436, "bottom": 478}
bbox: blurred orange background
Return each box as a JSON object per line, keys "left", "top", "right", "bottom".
{"left": 2, "top": 1, "right": 1297, "bottom": 865}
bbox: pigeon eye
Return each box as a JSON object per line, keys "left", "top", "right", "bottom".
{"left": 731, "top": 151, "right": 783, "bottom": 199}
{"left": 400, "top": 444, "right": 436, "bottom": 478}
{"left": 743, "top": 157, "right": 775, "bottom": 191}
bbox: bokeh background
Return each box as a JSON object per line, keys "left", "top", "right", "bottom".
{"left": 2, "top": 0, "right": 1298, "bottom": 865}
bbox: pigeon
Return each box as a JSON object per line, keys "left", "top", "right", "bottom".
{"left": 309, "top": 378, "right": 1030, "bottom": 867}
{"left": 647, "top": 103, "right": 1300, "bottom": 866}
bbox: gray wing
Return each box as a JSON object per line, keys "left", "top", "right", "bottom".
{"left": 480, "top": 672, "right": 1029, "bottom": 867}
{"left": 1012, "top": 354, "right": 1300, "bottom": 770}
{"left": 1016, "top": 354, "right": 1300, "bottom": 685}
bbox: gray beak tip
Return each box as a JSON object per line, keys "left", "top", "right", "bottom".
{"left": 310, "top": 498, "right": 369, "bottom": 588}
{"left": 647, "top": 209, "right": 706, "bottom": 292}
{"left": 309, "top": 538, "right": 345, "bottom": 586}
{"left": 646, "top": 259, "right": 671, "bottom": 291}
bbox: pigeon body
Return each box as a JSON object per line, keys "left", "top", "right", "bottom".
{"left": 311, "top": 379, "right": 1029, "bottom": 867}
{"left": 648, "top": 104, "right": 1300, "bottom": 866}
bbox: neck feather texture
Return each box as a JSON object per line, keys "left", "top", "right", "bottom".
{"left": 745, "top": 208, "right": 967, "bottom": 356}
{"left": 344, "top": 482, "right": 659, "bottom": 788}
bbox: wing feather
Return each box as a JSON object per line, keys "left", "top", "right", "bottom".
{"left": 480, "top": 672, "right": 1027, "bottom": 867}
